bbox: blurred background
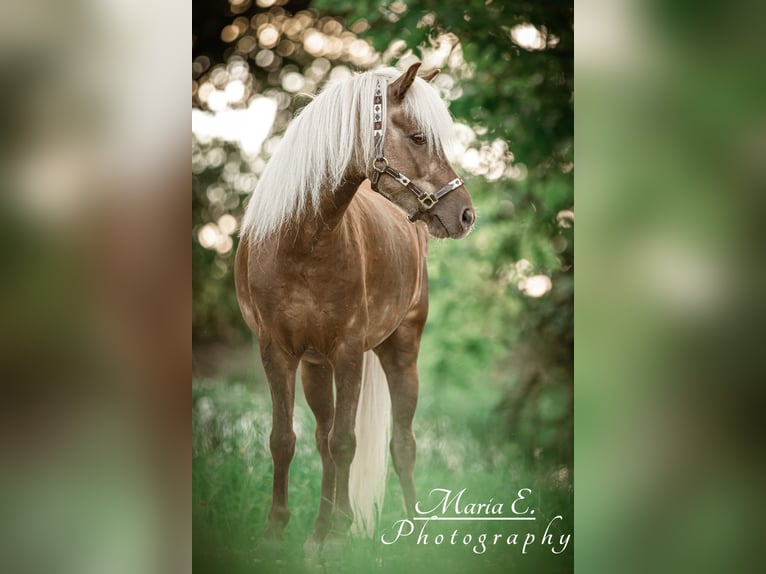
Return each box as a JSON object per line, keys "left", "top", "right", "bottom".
{"left": 1, "top": 2, "right": 189, "bottom": 574}
{"left": 192, "top": 1, "right": 573, "bottom": 572}
{"left": 576, "top": 1, "right": 766, "bottom": 573}
{"left": 0, "top": 0, "right": 761, "bottom": 573}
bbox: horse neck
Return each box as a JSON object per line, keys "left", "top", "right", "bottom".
{"left": 288, "top": 162, "right": 366, "bottom": 246}
{"left": 321, "top": 168, "right": 366, "bottom": 226}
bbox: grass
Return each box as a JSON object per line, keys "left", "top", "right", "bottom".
{"left": 192, "top": 355, "right": 572, "bottom": 573}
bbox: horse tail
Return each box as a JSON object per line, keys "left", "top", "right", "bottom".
{"left": 349, "top": 350, "right": 391, "bottom": 537}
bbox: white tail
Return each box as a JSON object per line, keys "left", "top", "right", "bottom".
{"left": 349, "top": 350, "right": 392, "bottom": 537}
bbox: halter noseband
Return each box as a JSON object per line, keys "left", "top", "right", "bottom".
{"left": 369, "top": 80, "right": 464, "bottom": 214}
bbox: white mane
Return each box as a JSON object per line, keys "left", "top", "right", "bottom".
{"left": 240, "top": 67, "right": 455, "bottom": 241}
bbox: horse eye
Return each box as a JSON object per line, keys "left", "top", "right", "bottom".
{"left": 410, "top": 134, "right": 426, "bottom": 145}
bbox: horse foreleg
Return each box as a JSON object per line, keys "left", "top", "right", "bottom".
{"left": 376, "top": 326, "right": 422, "bottom": 518}
{"left": 328, "top": 347, "right": 364, "bottom": 534}
{"left": 260, "top": 341, "right": 298, "bottom": 538}
{"left": 301, "top": 359, "right": 335, "bottom": 542}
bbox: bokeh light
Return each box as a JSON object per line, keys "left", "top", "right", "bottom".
{"left": 510, "top": 24, "right": 547, "bottom": 51}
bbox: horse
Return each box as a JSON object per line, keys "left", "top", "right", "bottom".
{"left": 234, "top": 62, "right": 475, "bottom": 546}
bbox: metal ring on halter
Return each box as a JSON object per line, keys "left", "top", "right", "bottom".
{"left": 418, "top": 194, "right": 438, "bottom": 209}
{"left": 373, "top": 157, "right": 388, "bottom": 172}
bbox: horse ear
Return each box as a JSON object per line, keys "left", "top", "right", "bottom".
{"left": 390, "top": 62, "right": 422, "bottom": 101}
{"left": 420, "top": 69, "right": 440, "bottom": 83}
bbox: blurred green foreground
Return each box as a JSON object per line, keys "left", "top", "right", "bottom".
{"left": 192, "top": 365, "right": 572, "bottom": 574}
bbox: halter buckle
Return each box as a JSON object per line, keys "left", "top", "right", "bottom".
{"left": 373, "top": 157, "right": 388, "bottom": 172}
{"left": 418, "top": 194, "right": 438, "bottom": 209}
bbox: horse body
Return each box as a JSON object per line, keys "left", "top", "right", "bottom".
{"left": 236, "top": 183, "right": 428, "bottom": 359}
{"left": 234, "top": 63, "right": 473, "bottom": 545}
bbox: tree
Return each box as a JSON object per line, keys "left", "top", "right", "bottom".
{"left": 192, "top": 0, "right": 573, "bottom": 464}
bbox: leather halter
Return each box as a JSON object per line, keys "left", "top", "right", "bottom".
{"left": 369, "top": 80, "right": 464, "bottom": 213}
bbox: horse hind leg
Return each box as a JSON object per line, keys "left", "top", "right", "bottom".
{"left": 260, "top": 340, "right": 298, "bottom": 539}
{"left": 300, "top": 359, "right": 335, "bottom": 545}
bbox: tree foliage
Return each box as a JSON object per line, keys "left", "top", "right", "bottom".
{"left": 192, "top": 0, "right": 573, "bottom": 465}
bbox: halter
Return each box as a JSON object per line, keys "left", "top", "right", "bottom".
{"left": 369, "top": 80, "right": 464, "bottom": 214}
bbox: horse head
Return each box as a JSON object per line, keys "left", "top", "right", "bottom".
{"left": 370, "top": 62, "right": 475, "bottom": 239}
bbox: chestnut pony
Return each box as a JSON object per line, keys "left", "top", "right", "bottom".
{"left": 235, "top": 63, "right": 474, "bottom": 545}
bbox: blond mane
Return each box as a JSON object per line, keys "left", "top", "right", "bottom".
{"left": 240, "top": 67, "right": 455, "bottom": 241}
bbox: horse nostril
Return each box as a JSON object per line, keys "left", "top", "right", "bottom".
{"left": 461, "top": 207, "right": 475, "bottom": 228}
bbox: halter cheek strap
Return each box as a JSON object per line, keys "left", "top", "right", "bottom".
{"left": 369, "top": 80, "right": 464, "bottom": 212}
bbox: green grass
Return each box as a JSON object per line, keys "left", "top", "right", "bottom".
{"left": 193, "top": 367, "right": 572, "bottom": 573}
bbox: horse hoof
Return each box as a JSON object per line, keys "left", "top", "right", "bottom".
{"left": 256, "top": 526, "right": 287, "bottom": 554}
{"left": 321, "top": 532, "right": 348, "bottom": 561}
{"left": 303, "top": 537, "right": 323, "bottom": 559}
